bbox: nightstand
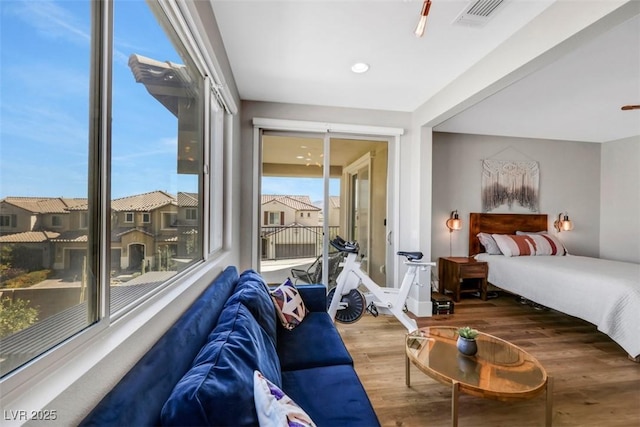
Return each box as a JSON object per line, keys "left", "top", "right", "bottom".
{"left": 438, "top": 257, "right": 488, "bottom": 302}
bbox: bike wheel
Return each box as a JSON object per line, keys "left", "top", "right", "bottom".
{"left": 327, "top": 287, "right": 366, "bottom": 324}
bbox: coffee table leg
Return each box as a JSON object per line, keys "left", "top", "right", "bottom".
{"left": 451, "top": 381, "right": 460, "bottom": 427}
{"left": 545, "top": 376, "right": 553, "bottom": 427}
{"left": 406, "top": 355, "right": 410, "bottom": 386}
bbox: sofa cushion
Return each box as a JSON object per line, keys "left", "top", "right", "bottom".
{"left": 271, "top": 278, "right": 308, "bottom": 330}
{"left": 79, "top": 266, "right": 240, "bottom": 427}
{"left": 278, "top": 312, "right": 353, "bottom": 371}
{"left": 282, "top": 365, "right": 380, "bottom": 427}
{"left": 294, "top": 284, "right": 328, "bottom": 313}
{"left": 161, "top": 302, "right": 281, "bottom": 427}
{"left": 254, "top": 370, "right": 316, "bottom": 427}
{"left": 227, "top": 269, "right": 277, "bottom": 343}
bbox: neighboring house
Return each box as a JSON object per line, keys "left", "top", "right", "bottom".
{"left": 0, "top": 197, "right": 87, "bottom": 270}
{"left": 176, "top": 192, "right": 199, "bottom": 259}
{"left": 261, "top": 195, "right": 320, "bottom": 227}
{"left": 327, "top": 196, "right": 340, "bottom": 227}
{"left": 0, "top": 197, "right": 87, "bottom": 236}
{"left": 260, "top": 195, "right": 322, "bottom": 259}
{"left": 0, "top": 191, "right": 187, "bottom": 275}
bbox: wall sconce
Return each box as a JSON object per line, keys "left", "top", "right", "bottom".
{"left": 446, "top": 210, "right": 462, "bottom": 232}
{"left": 553, "top": 212, "right": 574, "bottom": 232}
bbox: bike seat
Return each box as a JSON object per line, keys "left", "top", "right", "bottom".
{"left": 397, "top": 251, "right": 423, "bottom": 261}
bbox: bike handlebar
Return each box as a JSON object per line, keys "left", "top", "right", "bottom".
{"left": 330, "top": 236, "right": 359, "bottom": 254}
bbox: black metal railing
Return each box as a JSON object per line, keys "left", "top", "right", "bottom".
{"left": 260, "top": 225, "right": 340, "bottom": 260}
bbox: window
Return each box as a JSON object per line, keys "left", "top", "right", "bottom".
{"left": 112, "top": 0, "right": 203, "bottom": 286}
{"left": 51, "top": 215, "right": 63, "bottom": 227}
{"left": 162, "top": 212, "right": 178, "bottom": 229}
{"left": 300, "top": 212, "right": 303, "bottom": 218}
{"left": 0, "top": 215, "right": 11, "bottom": 227}
{"left": 80, "top": 213, "right": 89, "bottom": 229}
{"left": 0, "top": 0, "right": 229, "bottom": 381}
{"left": 0, "top": 0, "right": 91, "bottom": 377}
{"left": 267, "top": 211, "right": 283, "bottom": 225}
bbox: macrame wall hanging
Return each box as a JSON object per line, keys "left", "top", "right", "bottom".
{"left": 481, "top": 159, "right": 540, "bottom": 213}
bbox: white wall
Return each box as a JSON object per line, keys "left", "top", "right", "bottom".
{"left": 431, "top": 132, "right": 602, "bottom": 263}
{"left": 600, "top": 136, "right": 640, "bottom": 263}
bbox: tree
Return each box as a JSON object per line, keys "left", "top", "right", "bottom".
{"left": 0, "top": 297, "right": 39, "bottom": 338}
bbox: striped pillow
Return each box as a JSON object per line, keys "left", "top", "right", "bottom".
{"left": 516, "top": 232, "right": 566, "bottom": 255}
{"left": 492, "top": 234, "right": 537, "bottom": 257}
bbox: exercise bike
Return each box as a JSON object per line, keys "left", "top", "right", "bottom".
{"left": 327, "top": 236, "right": 435, "bottom": 332}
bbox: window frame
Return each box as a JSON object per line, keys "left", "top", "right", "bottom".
{"left": 124, "top": 212, "right": 134, "bottom": 223}
{"left": 0, "top": 0, "right": 234, "bottom": 403}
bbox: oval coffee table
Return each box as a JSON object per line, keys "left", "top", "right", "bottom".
{"left": 406, "top": 326, "right": 552, "bottom": 426}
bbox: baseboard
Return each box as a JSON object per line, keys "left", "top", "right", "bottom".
{"left": 407, "top": 297, "right": 433, "bottom": 317}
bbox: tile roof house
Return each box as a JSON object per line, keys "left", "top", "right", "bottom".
{"left": 260, "top": 195, "right": 326, "bottom": 259}
{"left": 0, "top": 191, "right": 187, "bottom": 274}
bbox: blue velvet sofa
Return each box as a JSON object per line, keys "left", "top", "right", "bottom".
{"left": 80, "top": 266, "right": 379, "bottom": 427}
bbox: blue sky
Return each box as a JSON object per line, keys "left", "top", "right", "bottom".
{"left": 0, "top": 0, "right": 337, "bottom": 205}
{"left": 261, "top": 177, "right": 340, "bottom": 204}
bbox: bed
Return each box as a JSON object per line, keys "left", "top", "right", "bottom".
{"left": 469, "top": 213, "right": 640, "bottom": 361}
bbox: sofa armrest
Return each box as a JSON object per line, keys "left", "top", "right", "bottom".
{"left": 296, "top": 284, "right": 327, "bottom": 312}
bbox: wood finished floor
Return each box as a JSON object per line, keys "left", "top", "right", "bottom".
{"left": 336, "top": 293, "right": 640, "bottom": 427}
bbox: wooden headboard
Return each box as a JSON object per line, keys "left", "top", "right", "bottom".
{"left": 469, "top": 213, "right": 548, "bottom": 256}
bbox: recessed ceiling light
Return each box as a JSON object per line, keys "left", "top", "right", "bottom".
{"left": 351, "top": 62, "right": 370, "bottom": 74}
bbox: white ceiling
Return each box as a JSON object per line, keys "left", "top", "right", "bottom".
{"left": 211, "top": 0, "right": 640, "bottom": 143}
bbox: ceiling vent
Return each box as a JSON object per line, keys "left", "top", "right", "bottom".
{"left": 453, "top": 0, "right": 507, "bottom": 27}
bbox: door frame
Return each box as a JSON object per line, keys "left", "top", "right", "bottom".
{"left": 252, "top": 118, "right": 404, "bottom": 287}
{"left": 342, "top": 152, "right": 372, "bottom": 274}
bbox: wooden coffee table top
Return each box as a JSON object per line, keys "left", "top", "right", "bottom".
{"left": 406, "top": 326, "right": 547, "bottom": 401}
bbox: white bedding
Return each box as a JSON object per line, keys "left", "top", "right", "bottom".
{"left": 475, "top": 254, "right": 640, "bottom": 358}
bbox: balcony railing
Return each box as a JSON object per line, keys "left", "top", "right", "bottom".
{"left": 260, "top": 225, "right": 340, "bottom": 260}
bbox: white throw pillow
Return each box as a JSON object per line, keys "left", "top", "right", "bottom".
{"left": 253, "top": 370, "right": 316, "bottom": 427}
{"left": 477, "top": 232, "right": 502, "bottom": 255}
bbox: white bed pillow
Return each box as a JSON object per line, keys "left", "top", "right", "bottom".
{"left": 477, "top": 232, "right": 502, "bottom": 255}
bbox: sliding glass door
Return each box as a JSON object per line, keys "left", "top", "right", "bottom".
{"left": 259, "top": 131, "right": 389, "bottom": 289}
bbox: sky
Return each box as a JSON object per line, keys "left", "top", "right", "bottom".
{"left": 261, "top": 177, "right": 340, "bottom": 205}
{"left": 0, "top": 0, "right": 339, "bottom": 205}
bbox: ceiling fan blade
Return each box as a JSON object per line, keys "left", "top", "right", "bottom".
{"left": 621, "top": 105, "right": 640, "bottom": 110}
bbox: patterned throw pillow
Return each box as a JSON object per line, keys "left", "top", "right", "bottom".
{"left": 270, "top": 278, "right": 307, "bottom": 330}
{"left": 515, "top": 231, "right": 567, "bottom": 256}
{"left": 492, "top": 234, "right": 537, "bottom": 257}
{"left": 253, "top": 370, "right": 316, "bottom": 427}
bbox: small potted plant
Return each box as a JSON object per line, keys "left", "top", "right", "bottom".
{"left": 456, "top": 326, "right": 479, "bottom": 356}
